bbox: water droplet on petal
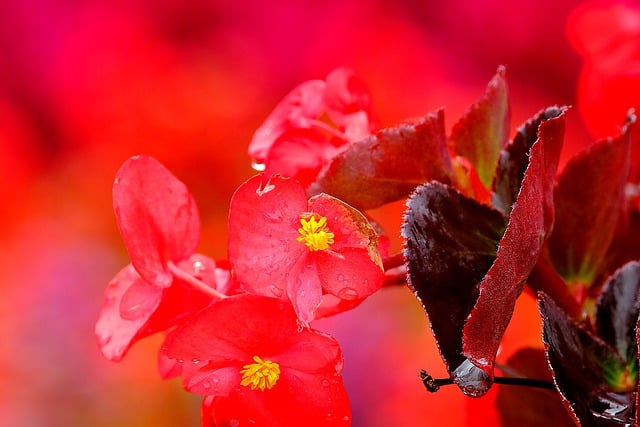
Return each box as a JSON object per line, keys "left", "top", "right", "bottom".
{"left": 270, "top": 285, "right": 284, "bottom": 297}
{"left": 202, "top": 381, "right": 211, "bottom": 389}
{"left": 342, "top": 415, "right": 351, "bottom": 422}
{"left": 97, "top": 331, "right": 112, "bottom": 346}
{"left": 251, "top": 160, "right": 266, "bottom": 172}
{"left": 212, "top": 378, "right": 220, "bottom": 384}
{"left": 326, "top": 413, "right": 334, "bottom": 421}
{"left": 337, "top": 274, "right": 345, "bottom": 282}
{"left": 321, "top": 378, "right": 330, "bottom": 387}
{"left": 192, "top": 358, "right": 200, "bottom": 365}
{"left": 338, "top": 287, "right": 358, "bottom": 300}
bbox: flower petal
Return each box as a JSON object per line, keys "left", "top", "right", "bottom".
{"left": 95, "top": 264, "right": 162, "bottom": 361}
{"left": 228, "top": 174, "right": 307, "bottom": 300}
{"left": 113, "top": 155, "right": 200, "bottom": 288}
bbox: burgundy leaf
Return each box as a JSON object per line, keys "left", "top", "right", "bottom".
{"left": 449, "top": 66, "right": 510, "bottom": 188}
{"left": 492, "top": 107, "right": 566, "bottom": 215}
{"left": 595, "top": 261, "right": 640, "bottom": 364}
{"left": 113, "top": 155, "right": 200, "bottom": 288}
{"left": 403, "top": 181, "right": 506, "bottom": 396}
{"left": 539, "top": 293, "right": 635, "bottom": 427}
{"left": 547, "top": 121, "right": 632, "bottom": 286}
{"left": 312, "top": 109, "right": 453, "bottom": 210}
{"left": 495, "top": 348, "right": 575, "bottom": 427}
{"left": 463, "top": 107, "right": 566, "bottom": 374}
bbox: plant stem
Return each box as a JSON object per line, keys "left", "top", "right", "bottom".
{"left": 167, "top": 261, "right": 228, "bottom": 300}
{"left": 419, "top": 369, "right": 555, "bottom": 393}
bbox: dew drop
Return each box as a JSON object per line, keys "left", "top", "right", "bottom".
{"left": 337, "top": 274, "right": 345, "bottom": 282}
{"left": 321, "top": 378, "right": 330, "bottom": 387}
{"left": 251, "top": 160, "right": 266, "bottom": 172}
{"left": 342, "top": 415, "right": 351, "bottom": 422}
{"left": 192, "top": 358, "right": 200, "bottom": 365}
{"left": 338, "top": 287, "right": 358, "bottom": 300}
{"left": 270, "top": 285, "right": 284, "bottom": 297}
{"left": 326, "top": 413, "right": 334, "bottom": 421}
{"left": 202, "top": 381, "right": 211, "bottom": 389}
{"left": 97, "top": 331, "right": 112, "bottom": 346}
{"left": 212, "top": 378, "right": 220, "bottom": 384}
{"left": 262, "top": 211, "right": 283, "bottom": 223}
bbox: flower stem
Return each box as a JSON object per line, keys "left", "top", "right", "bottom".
{"left": 419, "top": 369, "right": 555, "bottom": 393}
{"left": 167, "top": 262, "right": 227, "bottom": 300}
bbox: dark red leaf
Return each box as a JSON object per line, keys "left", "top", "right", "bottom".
{"left": 547, "top": 120, "right": 632, "bottom": 286}
{"left": 113, "top": 155, "right": 200, "bottom": 288}
{"left": 539, "top": 293, "right": 634, "bottom": 426}
{"left": 595, "top": 261, "right": 640, "bottom": 364}
{"left": 495, "top": 348, "right": 575, "bottom": 427}
{"left": 462, "top": 107, "right": 566, "bottom": 375}
{"left": 403, "top": 181, "right": 506, "bottom": 396}
{"left": 312, "top": 109, "right": 453, "bottom": 210}
{"left": 492, "top": 107, "right": 566, "bottom": 215}
{"left": 449, "top": 66, "right": 510, "bottom": 188}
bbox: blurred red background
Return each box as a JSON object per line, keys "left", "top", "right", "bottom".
{"left": 1, "top": 0, "right": 638, "bottom": 425}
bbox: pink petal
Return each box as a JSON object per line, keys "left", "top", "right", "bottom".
{"left": 113, "top": 155, "right": 200, "bottom": 288}
{"left": 249, "top": 80, "right": 326, "bottom": 163}
{"left": 228, "top": 174, "right": 308, "bottom": 299}
{"left": 264, "top": 128, "right": 336, "bottom": 187}
{"left": 95, "top": 264, "right": 162, "bottom": 361}
{"left": 285, "top": 258, "right": 323, "bottom": 324}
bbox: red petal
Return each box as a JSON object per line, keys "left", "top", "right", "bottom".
{"left": 275, "top": 329, "right": 343, "bottom": 374}
{"left": 208, "top": 371, "right": 351, "bottom": 427}
{"left": 227, "top": 174, "right": 308, "bottom": 299}
{"left": 249, "top": 80, "right": 326, "bottom": 163}
{"left": 324, "top": 67, "right": 376, "bottom": 141}
{"left": 95, "top": 265, "right": 162, "bottom": 361}
{"left": 264, "top": 128, "right": 337, "bottom": 187}
{"left": 164, "top": 294, "right": 298, "bottom": 364}
{"left": 286, "top": 258, "right": 323, "bottom": 324}
{"left": 113, "top": 155, "right": 200, "bottom": 288}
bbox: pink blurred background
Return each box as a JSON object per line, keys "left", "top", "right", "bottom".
{"left": 1, "top": 0, "right": 638, "bottom": 425}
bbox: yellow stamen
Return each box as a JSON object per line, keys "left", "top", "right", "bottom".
{"left": 296, "top": 215, "right": 335, "bottom": 251}
{"left": 240, "top": 356, "right": 281, "bottom": 391}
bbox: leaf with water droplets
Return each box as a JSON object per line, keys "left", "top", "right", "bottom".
{"left": 539, "top": 293, "right": 635, "bottom": 426}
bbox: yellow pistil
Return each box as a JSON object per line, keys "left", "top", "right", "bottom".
{"left": 239, "top": 356, "right": 281, "bottom": 391}
{"left": 296, "top": 215, "right": 335, "bottom": 251}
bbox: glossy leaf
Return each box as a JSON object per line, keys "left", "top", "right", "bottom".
{"left": 113, "top": 155, "right": 200, "bottom": 288}
{"left": 449, "top": 66, "right": 510, "bottom": 188}
{"left": 403, "top": 181, "right": 506, "bottom": 396}
{"left": 462, "top": 107, "right": 566, "bottom": 374}
{"left": 492, "top": 107, "right": 566, "bottom": 215}
{"left": 539, "top": 293, "right": 635, "bottom": 427}
{"left": 547, "top": 119, "right": 632, "bottom": 285}
{"left": 595, "top": 261, "right": 640, "bottom": 368}
{"left": 311, "top": 109, "right": 453, "bottom": 210}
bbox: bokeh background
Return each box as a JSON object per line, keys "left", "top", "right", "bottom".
{"left": 1, "top": 0, "right": 639, "bottom": 425}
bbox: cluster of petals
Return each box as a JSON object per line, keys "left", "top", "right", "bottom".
{"left": 248, "top": 68, "right": 378, "bottom": 187}
{"left": 163, "top": 294, "right": 351, "bottom": 427}
{"left": 95, "top": 155, "right": 232, "bottom": 362}
{"left": 227, "top": 173, "right": 385, "bottom": 324}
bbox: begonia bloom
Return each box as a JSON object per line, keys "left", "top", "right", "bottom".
{"left": 249, "top": 68, "right": 377, "bottom": 187}
{"left": 96, "top": 155, "right": 231, "bottom": 361}
{"left": 163, "top": 294, "right": 351, "bottom": 427}
{"left": 228, "top": 174, "right": 384, "bottom": 323}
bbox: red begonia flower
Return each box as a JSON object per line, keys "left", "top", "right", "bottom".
{"left": 227, "top": 174, "right": 384, "bottom": 323}
{"left": 248, "top": 68, "right": 377, "bottom": 187}
{"left": 163, "top": 294, "right": 351, "bottom": 427}
{"left": 96, "top": 155, "right": 232, "bottom": 361}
